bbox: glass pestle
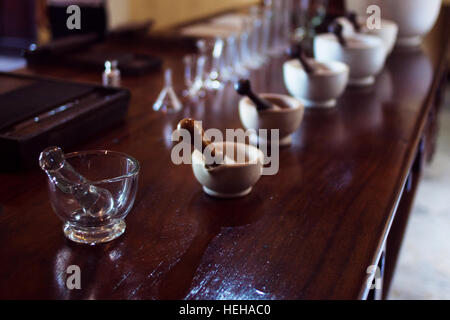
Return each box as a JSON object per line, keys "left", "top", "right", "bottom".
{"left": 39, "top": 146, "right": 115, "bottom": 219}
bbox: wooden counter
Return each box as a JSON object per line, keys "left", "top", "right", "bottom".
{"left": 0, "top": 8, "right": 448, "bottom": 300}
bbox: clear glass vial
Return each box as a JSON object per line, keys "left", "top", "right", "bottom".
{"left": 103, "top": 60, "right": 121, "bottom": 87}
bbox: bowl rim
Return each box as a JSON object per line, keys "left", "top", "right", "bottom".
{"left": 284, "top": 59, "right": 350, "bottom": 77}
{"left": 240, "top": 94, "right": 304, "bottom": 113}
{"left": 192, "top": 141, "right": 264, "bottom": 170}
{"left": 64, "top": 150, "right": 140, "bottom": 185}
{"left": 350, "top": 16, "right": 398, "bottom": 29}
{"left": 316, "top": 32, "right": 384, "bottom": 50}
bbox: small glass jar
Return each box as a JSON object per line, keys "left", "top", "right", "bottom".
{"left": 102, "top": 60, "right": 121, "bottom": 87}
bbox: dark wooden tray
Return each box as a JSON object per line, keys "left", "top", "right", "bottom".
{"left": 0, "top": 72, "right": 130, "bottom": 171}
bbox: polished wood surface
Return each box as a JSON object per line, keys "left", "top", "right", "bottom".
{"left": 0, "top": 9, "right": 448, "bottom": 300}
{"left": 0, "top": 0, "right": 36, "bottom": 39}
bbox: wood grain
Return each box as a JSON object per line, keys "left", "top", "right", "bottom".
{"left": 0, "top": 7, "right": 448, "bottom": 300}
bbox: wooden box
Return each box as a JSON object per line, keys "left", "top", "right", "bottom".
{"left": 0, "top": 72, "right": 130, "bottom": 171}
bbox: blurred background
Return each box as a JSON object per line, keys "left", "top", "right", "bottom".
{"left": 0, "top": 0, "right": 260, "bottom": 47}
